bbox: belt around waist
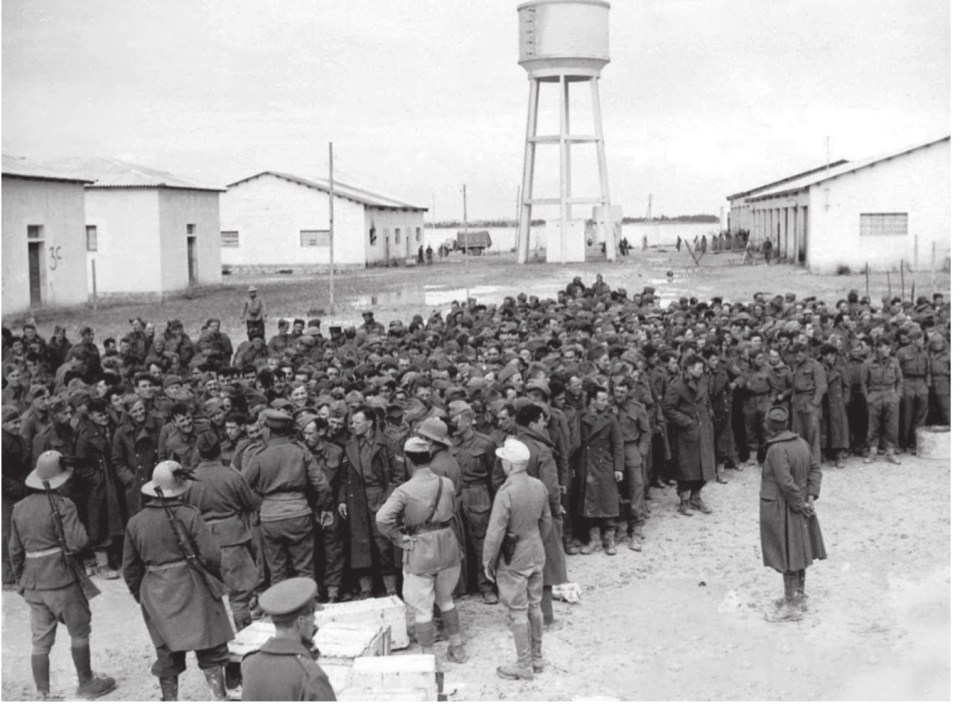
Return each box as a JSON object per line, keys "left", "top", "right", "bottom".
{"left": 870, "top": 386, "right": 894, "bottom": 390}
{"left": 26, "top": 547, "right": 62, "bottom": 559}
{"left": 408, "top": 519, "right": 453, "bottom": 535}
{"left": 463, "top": 480, "right": 488, "bottom": 488}
{"left": 262, "top": 492, "right": 305, "bottom": 502}
{"left": 146, "top": 560, "right": 188, "bottom": 572}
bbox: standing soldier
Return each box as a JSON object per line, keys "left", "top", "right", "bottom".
{"left": 240, "top": 285, "right": 266, "bottom": 342}
{"left": 864, "top": 337, "right": 903, "bottom": 464}
{"left": 242, "top": 410, "right": 332, "bottom": 587}
{"left": 927, "top": 332, "right": 949, "bottom": 425}
{"left": 897, "top": 326, "right": 930, "bottom": 453}
{"left": 739, "top": 349, "right": 773, "bottom": 467}
{"left": 611, "top": 379, "right": 651, "bottom": 551}
{"left": 789, "top": 343, "right": 827, "bottom": 466}
{"left": 9, "top": 451, "right": 116, "bottom": 699}
{"left": 112, "top": 394, "right": 162, "bottom": 518}
{"left": 239, "top": 577, "right": 336, "bottom": 701}
{"left": 340, "top": 407, "right": 404, "bottom": 598}
{"left": 185, "top": 431, "right": 259, "bottom": 630}
{"left": 703, "top": 346, "right": 737, "bottom": 479}
{"left": 575, "top": 387, "right": 625, "bottom": 556}
{"left": 482, "top": 439, "right": 552, "bottom": 680}
{"left": 375, "top": 437, "right": 468, "bottom": 663}
{"left": 3, "top": 405, "right": 30, "bottom": 590}
{"left": 122, "top": 460, "right": 235, "bottom": 701}
{"left": 819, "top": 345, "right": 851, "bottom": 467}
{"left": 663, "top": 355, "right": 716, "bottom": 516}
{"left": 448, "top": 400, "right": 499, "bottom": 604}
{"left": 759, "top": 407, "right": 827, "bottom": 622}
{"left": 845, "top": 343, "right": 870, "bottom": 456}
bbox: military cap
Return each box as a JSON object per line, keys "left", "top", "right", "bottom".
{"left": 299, "top": 334, "right": 316, "bottom": 348}
{"left": 386, "top": 403, "right": 405, "bottom": 419}
{"left": 403, "top": 436, "right": 431, "bottom": 454}
{"left": 270, "top": 398, "right": 296, "bottom": 413}
{"left": 2, "top": 405, "right": 20, "bottom": 423}
{"left": 367, "top": 396, "right": 388, "bottom": 411}
{"left": 196, "top": 430, "right": 221, "bottom": 457}
{"left": 447, "top": 400, "right": 473, "bottom": 418}
{"left": 362, "top": 310, "right": 374, "bottom": 318}
{"left": 819, "top": 344, "right": 838, "bottom": 357}
{"left": 263, "top": 409, "right": 294, "bottom": 431}
{"left": 766, "top": 406, "right": 789, "bottom": 425}
{"left": 344, "top": 390, "right": 365, "bottom": 405}
{"left": 163, "top": 374, "right": 184, "bottom": 390}
{"left": 908, "top": 325, "right": 924, "bottom": 339}
{"left": 524, "top": 379, "right": 551, "bottom": 397}
{"left": 79, "top": 325, "right": 94, "bottom": 335}
{"left": 259, "top": 577, "right": 318, "bottom": 619}
{"left": 203, "top": 397, "right": 224, "bottom": 414}
{"left": 417, "top": 417, "right": 452, "bottom": 446}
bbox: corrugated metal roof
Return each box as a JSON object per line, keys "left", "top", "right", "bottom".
{"left": 745, "top": 136, "right": 950, "bottom": 202}
{"left": 31, "top": 156, "right": 224, "bottom": 191}
{"left": 227, "top": 171, "right": 427, "bottom": 211}
{"left": 2, "top": 154, "right": 95, "bottom": 183}
{"left": 726, "top": 160, "right": 848, "bottom": 202}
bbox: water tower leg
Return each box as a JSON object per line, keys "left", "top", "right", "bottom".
{"left": 559, "top": 73, "right": 571, "bottom": 262}
{"left": 517, "top": 78, "right": 540, "bottom": 264}
{"left": 591, "top": 77, "right": 615, "bottom": 262}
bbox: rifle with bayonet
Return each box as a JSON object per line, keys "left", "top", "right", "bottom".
{"left": 155, "top": 488, "right": 227, "bottom": 602}
{"left": 43, "top": 480, "right": 101, "bottom": 601}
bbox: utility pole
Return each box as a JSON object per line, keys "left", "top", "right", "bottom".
{"left": 328, "top": 142, "right": 335, "bottom": 316}
{"left": 462, "top": 184, "right": 470, "bottom": 303}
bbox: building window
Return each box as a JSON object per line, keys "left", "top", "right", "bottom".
{"left": 860, "top": 213, "right": 907, "bottom": 237}
{"left": 369, "top": 227, "right": 377, "bottom": 245}
{"left": 416, "top": 227, "right": 422, "bottom": 242}
{"left": 186, "top": 224, "right": 196, "bottom": 235}
{"left": 27, "top": 225, "right": 43, "bottom": 240}
{"left": 86, "top": 226, "right": 98, "bottom": 252}
{"left": 300, "top": 229, "right": 330, "bottom": 247}
{"left": 220, "top": 230, "right": 239, "bottom": 248}
{"left": 394, "top": 228, "right": 401, "bottom": 245}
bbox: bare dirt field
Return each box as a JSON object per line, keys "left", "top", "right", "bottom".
{"left": 2, "top": 251, "right": 952, "bottom": 700}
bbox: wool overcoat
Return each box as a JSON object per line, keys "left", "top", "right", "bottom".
{"left": 517, "top": 425, "right": 568, "bottom": 586}
{"left": 663, "top": 375, "right": 717, "bottom": 483}
{"left": 821, "top": 362, "right": 851, "bottom": 451}
{"left": 577, "top": 409, "right": 625, "bottom": 518}
{"left": 759, "top": 431, "right": 827, "bottom": 573}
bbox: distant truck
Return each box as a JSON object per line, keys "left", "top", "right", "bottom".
{"left": 455, "top": 230, "right": 492, "bottom": 255}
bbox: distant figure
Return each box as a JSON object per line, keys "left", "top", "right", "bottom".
{"left": 642, "top": 234, "right": 648, "bottom": 251}
{"left": 676, "top": 236, "right": 682, "bottom": 252}
{"left": 418, "top": 245, "right": 425, "bottom": 265}
{"left": 619, "top": 237, "right": 629, "bottom": 256}
{"left": 426, "top": 245, "right": 434, "bottom": 265}
{"left": 240, "top": 286, "right": 266, "bottom": 342}
{"left": 763, "top": 240, "right": 773, "bottom": 265}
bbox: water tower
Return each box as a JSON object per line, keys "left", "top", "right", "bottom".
{"left": 515, "top": 0, "right": 615, "bottom": 264}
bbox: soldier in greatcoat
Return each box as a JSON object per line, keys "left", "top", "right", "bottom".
{"left": 240, "top": 577, "right": 335, "bottom": 701}
{"left": 482, "top": 438, "right": 552, "bottom": 681}
{"left": 759, "top": 406, "right": 827, "bottom": 622}
{"left": 111, "top": 394, "right": 162, "bottom": 517}
{"left": 819, "top": 345, "right": 850, "bottom": 467}
{"left": 9, "top": 451, "right": 116, "bottom": 699}
{"left": 575, "top": 387, "right": 624, "bottom": 555}
{"left": 339, "top": 407, "right": 404, "bottom": 598}
{"left": 375, "top": 437, "right": 468, "bottom": 664}
{"left": 663, "top": 355, "right": 716, "bottom": 516}
{"left": 122, "top": 460, "right": 235, "bottom": 700}
{"left": 3, "top": 405, "right": 30, "bottom": 589}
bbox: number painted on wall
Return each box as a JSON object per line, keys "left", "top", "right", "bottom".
{"left": 48, "top": 245, "right": 63, "bottom": 270}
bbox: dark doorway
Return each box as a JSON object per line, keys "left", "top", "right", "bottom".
{"left": 28, "top": 242, "right": 43, "bottom": 305}
{"left": 187, "top": 236, "right": 198, "bottom": 285}
{"left": 798, "top": 206, "right": 808, "bottom": 264}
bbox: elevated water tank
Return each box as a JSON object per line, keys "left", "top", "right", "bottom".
{"left": 518, "top": 0, "right": 610, "bottom": 80}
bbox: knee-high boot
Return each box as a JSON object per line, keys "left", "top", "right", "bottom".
{"left": 31, "top": 654, "right": 51, "bottom": 697}
{"left": 440, "top": 609, "right": 468, "bottom": 663}
{"left": 201, "top": 665, "right": 227, "bottom": 700}
{"left": 497, "top": 619, "right": 533, "bottom": 680}
{"left": 529, "top": 607, "right": 544, "bottom": 674}
{"left": 414, "top": 622, "right": 436, "bottom": 655}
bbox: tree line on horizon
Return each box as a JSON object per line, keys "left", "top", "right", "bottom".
{"left": 427, "top": 214, "right": 720, "bottom": 228}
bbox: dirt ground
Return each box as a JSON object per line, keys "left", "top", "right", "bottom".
{"left": 1, "top": 251, "right": 952, "bottom": 700}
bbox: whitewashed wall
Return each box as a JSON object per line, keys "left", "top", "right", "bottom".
{"left": 85, "top": 189, "right": 162, "bottom": 294}
{"left": 807, "top": 141, "right": 950, "bottom": 274}
{"left": 2, "top": 177, "right": 88, "bottom": 315}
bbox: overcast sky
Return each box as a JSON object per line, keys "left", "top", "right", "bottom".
{"left": 2, "top": 0, "right": 950, "bottom": 220}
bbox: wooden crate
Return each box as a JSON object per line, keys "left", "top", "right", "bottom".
{"left": 317, "top": 595, "right": 410, "bottom": 650}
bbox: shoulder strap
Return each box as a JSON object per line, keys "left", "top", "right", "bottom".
{"left": 426, "top": 475, "right": 444, "bottom": 522}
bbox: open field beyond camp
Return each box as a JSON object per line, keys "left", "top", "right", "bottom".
{"left": 1, "top": 250, "right": 952, "bottom": 700}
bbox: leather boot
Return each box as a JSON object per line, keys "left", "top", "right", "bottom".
{"left": 613, "top": 522, "right": 629, "bottom": 544}
{"left": 885, "top": 449, "right": 901, "bottom": 465}
{"left": 629, "top": 534, "right": 643, "bottom": 552}
{"left": 414, "top": 622, "right": 436, "bottom": 654}
{"left": 677, "top": 498, "right": 694, "bottom": 517}
{"left": 158, "top": 677, "right": 179, "bottom": 702}
{"left": 326, "top": 586, "right": 339, "bottom": 603}
{"left": 715, "top": 464, "right": 728, "bottom": 483}
{"left": 94, "top": 552, "right": 118, "bottom": 580}
{"left": 563, "top": 537, "right": 579, "bottom": 556}
{"left": 745, "top": 451, "right": 758, "bottom": 467}
{"left": 864, "top": 448, "right": 878, "bottom": 464}
{"left": 382, "top": 574, "right": 398, "bottom": 596}
{"left": 602, "top": 529, "right": 617, "bottom": 556}
{"left": 440, "top": 609, "right": 468, "bottom": 663}
{"left": 579, "top": 527, "right": 601, "bottom": 555}
{"left": 202, "top": 665, "right": 227, "bottom": 700}
{"left": 540, "top": 586, "right": 555, "bottom": 626}
{"left": 31, "top": 653, "right": 51, "bottom": 698}
{"left": 797, "top": 570, "right": 808, "bottom": 610}
{"left": 690, "top": 493, "right": 712, "bottom": 514}
{"left": 529, "top": 607, "right": 544, "bottom": 674}
{"left": 72, "top": 645, "right": 116, "bottom": 699}
{"left": 497, "top": 621, "right": 534, "bottom": 680}
{"left": 358, "top": 575, "right": 373, "bottom": 600}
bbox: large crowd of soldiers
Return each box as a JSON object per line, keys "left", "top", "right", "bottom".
{"left": 1, "top": 274, "right": 950, "bottom": 697}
